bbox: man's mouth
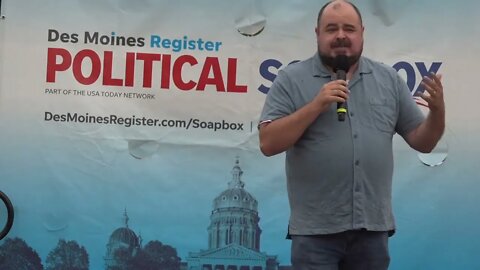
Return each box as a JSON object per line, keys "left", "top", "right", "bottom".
{"left": 332, "top": 39, "right": 351, "bottom": 49}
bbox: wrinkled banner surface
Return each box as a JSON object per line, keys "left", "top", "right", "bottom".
{"left": 0, "top": 0, "right": 479, "bottom": 269}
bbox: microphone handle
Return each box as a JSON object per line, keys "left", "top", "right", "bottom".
{"left": 337, "top": 102, "right": 346, "bottom": 121}
{"left": 336, "top": 69, "right": 347, "bottom": 122}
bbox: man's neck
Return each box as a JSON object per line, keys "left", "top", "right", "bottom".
{"left": 346, "top": 61, "right": 360, "bottom": 80}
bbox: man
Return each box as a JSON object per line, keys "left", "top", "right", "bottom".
{"left": 258, "top": 1, "right": 445, "bottom": 269}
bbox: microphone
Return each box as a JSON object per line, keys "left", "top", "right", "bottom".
{"left": 332, "top": 55, "right": 351, "bottom": 122}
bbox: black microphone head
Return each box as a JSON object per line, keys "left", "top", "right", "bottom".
{"left": 332, "top": 55, "right": 351, "bottom": 73}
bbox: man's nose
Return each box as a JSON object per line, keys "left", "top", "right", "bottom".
{"left": 336, "top": 29, "right": 347, "bottom": 38}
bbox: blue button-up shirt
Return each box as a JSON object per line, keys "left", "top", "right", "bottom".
{"left": 260, "top": 53, "right": 424, "bottom": 235}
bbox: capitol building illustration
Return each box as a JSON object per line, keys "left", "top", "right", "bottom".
{"left": 186, "top": 158, "right": 280, "bottom": 270}
{"left": 102, "top": 158, "right": 286, "bottom": 270}
{"left": 104, "top": 209, "right": 142, "bottom": 269}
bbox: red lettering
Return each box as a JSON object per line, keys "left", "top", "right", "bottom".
{"left": 173, "top": 55, "right": 197, "bottom": 90}
{"left": 46, "top": 48, "right": 72, "bottom": 82}
{"left": 73, "top": 49, "right": 101, "bottom": 85}
{"left": 227, "top": 58, "right": 247, "bottom": 93}
{"left": 137, "top": 53, "right": 161, "bottom": 88}
{"left": 45, "top": 49, "right": 247, "bottom": 93}
{"left": 103, "top": 51, "right": 123, "bottom": 86}
{"left": 124, "top": 52, "right": 135, "bottom": 87}
{"left": 160, "top": 54, "right": 171, "bottom": 89}
{"left": 197, "top": 57, "right": 225, "bottom": 91}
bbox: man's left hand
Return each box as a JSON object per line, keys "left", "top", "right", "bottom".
{"left": 420, "top": 72, "right": 444, "bottom": 113}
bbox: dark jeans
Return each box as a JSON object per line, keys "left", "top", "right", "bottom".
{"left": 291, "top": 230, "right": 390, "bottom": 270}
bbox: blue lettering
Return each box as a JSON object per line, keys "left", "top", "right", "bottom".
{"left": 150, "top": 35, "right": 161, "bottom": 47}
{"left": 258, "top": 59, "right": 282, "bottom": 94}
{"left": 393, "top": 61, "right": 416, "bottom": 93}
{"left": 188, "top": 40, "right": 196, "bottom": 50}
{"left": 258, "top": 60, "right": 300, "bottom": 94}
{"left": 393, "top": 61, "right": 443, "bottom": 96}
{"left": 414, "top": 62, "right": 442, "bottom": 96}
{"left": 149, "top": 35, "right": 222, "bottom": 52}
{"left": 258, "top": 59, "right": 442, "bottom": 95}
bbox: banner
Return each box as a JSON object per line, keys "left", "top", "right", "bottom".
{"left": 0, "top": 0, "right": 479, "bottom": 269}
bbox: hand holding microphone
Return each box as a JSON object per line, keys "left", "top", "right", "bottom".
{"left": 312, "top": 79, "right": 349, "bottom": 116}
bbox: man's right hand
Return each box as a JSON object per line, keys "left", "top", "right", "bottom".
{"left": 312, "top": 79, "right": 350, "bottom": 114}
{"left": 259, "top": 80, "right": 349, "bottom": 156}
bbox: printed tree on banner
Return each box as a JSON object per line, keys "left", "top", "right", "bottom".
{"left": 128, "top": 241, "right": 181, "bottom": 270}
{"left": 45, "top": 239, "right": 89, "bottom": 270}
{"left": 0, "top": 237, "right": 44, "bottom": 270}
{"left": 108, "top": 247, "right": 132, "bottom": 270}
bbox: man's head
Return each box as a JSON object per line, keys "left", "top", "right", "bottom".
{"left": 315, "top": 0, "right": 364, "bottom": 70}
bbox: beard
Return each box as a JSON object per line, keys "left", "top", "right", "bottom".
{"left": 318, "top": 39, "right": 363, "bottom": 71}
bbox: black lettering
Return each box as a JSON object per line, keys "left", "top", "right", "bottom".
{"left": 137, "top": 37, "right": 145, "bottom": 47}
{"left": 84, "top": 31, "right": 99, "bottom": 44}
{"left": 192, "top": 119, "right": 200, "bottom": 128}
{"left": 109, "top": 115, "right": 118, "bottom": 124}
{"left": 44, "top": 111, "right": 53, "bottom": 120}
{"left": 48, "top": 29, "right": 59, "bottom": 42}
{"left": 70, "top": 33, "right": 79, "bottom": 43}
{"left": 67, "top": 113, "right": 77, "bottom": 122}
{"left": 60, "top": 33, "right": 70, "bottom": 43}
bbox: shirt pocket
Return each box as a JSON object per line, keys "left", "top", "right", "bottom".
{"left": 368, "top": 97, "right": 397, "bottom": 133}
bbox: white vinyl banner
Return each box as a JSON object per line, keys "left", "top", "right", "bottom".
{"left": 0, "top": 0, "right": 479, "bottom": 269}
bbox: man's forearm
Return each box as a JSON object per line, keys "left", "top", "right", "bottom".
{"left": 406, "top": 109, "right": 445, "bottom": 153}
{"left": 259, "top": 102, "right": 323, "bottom": 156}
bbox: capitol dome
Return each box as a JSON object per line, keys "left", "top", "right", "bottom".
{"left": 208, "top": 158, "right": 262, "bottom": 251}
{"left": 213, "top": 187, "right": 258, "bottom": 211}
{"left": 108, "top": 227, "right": 140, "bottom": 248}
{"left": 213, "top": 158, "right": 257, "bottom": 210}
{"left": 104, "top": 210, "right": 141, "bottom": 269}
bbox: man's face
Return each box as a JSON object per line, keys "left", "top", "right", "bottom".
{"left": 316, "top": 2, "right": 364, "bottom": 69}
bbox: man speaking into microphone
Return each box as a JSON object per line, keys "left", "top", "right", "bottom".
{"left": 258, "top": 1, "right": 445, "bottom": 269}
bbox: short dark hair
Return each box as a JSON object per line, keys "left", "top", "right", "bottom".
{"left": 317, "top": 1, "right": 363, "bottom": 26}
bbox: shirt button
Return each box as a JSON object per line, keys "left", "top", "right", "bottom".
{"left": 350, "top": 112, "right": 354, "bottom": 117}
{"left": 353, "top": 134, "right": 358, "bottom": 139}
{"left": 355, "top": 160, "right": 360, "bottom": 166}
{"left": 355, "top": 185, "right": 361, "bottom": 192}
